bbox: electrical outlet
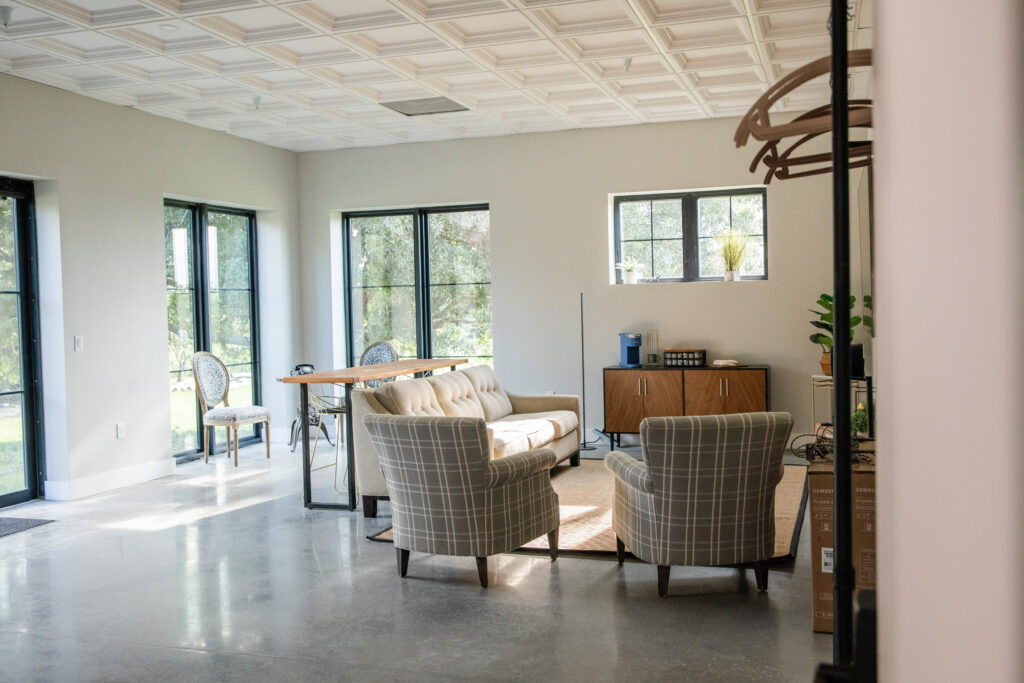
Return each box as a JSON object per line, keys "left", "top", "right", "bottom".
{"left": 116, "top": 423, "right": 126, "bottom": 439}
{"left": 74, "top": 335, "right": 84, "bottom": 352}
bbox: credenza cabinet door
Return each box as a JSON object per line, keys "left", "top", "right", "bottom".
{"left": 643, "top": 370, "right": 683, "bottom": 418}
{"left": 605, "top": 369, "right": 644, "bottom": 433}
{"left": 722, "top": 369, "right": 767, "bottom": 414}
{"left": 684, "top": 370, "right": 726, "bottom": 415}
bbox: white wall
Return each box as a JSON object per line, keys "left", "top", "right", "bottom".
{"left": 298, "top": 117, "right": 861, "bottom": 439}
{"left": 875, "top": 0, "right": 1023, "bottom": 679}
{"left": 0, "top": 74, "right": 301, "bottom": 498}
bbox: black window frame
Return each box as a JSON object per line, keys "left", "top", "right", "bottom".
{"left": 613, "top": 187, "right": 768, "bottom": 283}
{"left": 342, "top": 204, "right": 492, "bottom": 368}
{"left": 164, "top": 200, "right": 262, "bottom": 462}
{"left": 0, "top": 176, "right": 45, "bottom": 508}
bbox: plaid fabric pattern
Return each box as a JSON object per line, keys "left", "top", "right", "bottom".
{"left": 606, "top": 412, "right": 793, "bottom": 567}
{"left": 363, "top": 414, "right": 560, "bottom": 557}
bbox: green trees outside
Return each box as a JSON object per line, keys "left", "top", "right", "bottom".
{"left": 349, "top": 209, "right": 493, "bottom": 365}
{"left": 0, "top": 197, "right": 25, "bottom": 494}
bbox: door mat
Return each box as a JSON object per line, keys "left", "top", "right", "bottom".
{"left": 0, "top": 518, "right": 54, "bottom": 538}
{"left": 368, "top": 460, "right": 808, "bottom": 564}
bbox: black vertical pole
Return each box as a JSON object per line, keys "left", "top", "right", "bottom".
{"left": 579, "top": 292, "right": 595, "bottom": 450}
{"left": 301, "top": 384, "right": 312, "bottom": 508}
{"left": 829, "top": 0, "right": 854, "bottom": 666}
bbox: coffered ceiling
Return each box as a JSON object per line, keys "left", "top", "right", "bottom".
{"left": 0, "top": 0, "right": 873, "bottom": 152}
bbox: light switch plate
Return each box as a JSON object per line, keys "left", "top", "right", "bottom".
{"left": 116, "top": 423, "right": 126, "bottom": 439}
{"left": 74, "top": 335, "right": 84, "bottom": 352}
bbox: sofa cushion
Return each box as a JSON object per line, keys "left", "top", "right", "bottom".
{"left": 493, "top": 410, "right": 578, "bottom": 439}
{"left": 488, "top": 417, "right": 559, "bottom": 458}
{"left": 374, "top": 378, "right": 446, "bottom": 417}
{"left": 463, "top": 365, "right": 513, "bottom": 421}
{"left": 427, "top": 372, "right": 485, "bottom": 419}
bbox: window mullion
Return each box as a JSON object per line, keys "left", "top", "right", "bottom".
{"left": 682, "top": 195, "right": 699, "bottom": 281}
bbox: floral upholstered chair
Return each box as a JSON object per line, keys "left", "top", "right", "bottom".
{"left": 363, "top": 413, "right": 560, "bottom": 587}
{"left": 606, "top": 412, "right": 793, "bottom": 597}
{"left": 192, "top": 351, "right": 271, "bottom": 467}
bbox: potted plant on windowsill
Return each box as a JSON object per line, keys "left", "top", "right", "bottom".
{"left": 717, "top": 232, "right": 747, "bottom": 281}
{"left": 809, "top": 293, "right": 861, "bottom": 375}
{"left": 616, "top": 258, "right": 644, "bottom": 285}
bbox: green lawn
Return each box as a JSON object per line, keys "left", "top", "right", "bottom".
{"left": 0, "top": 411, "right": 25, "bottom": 495}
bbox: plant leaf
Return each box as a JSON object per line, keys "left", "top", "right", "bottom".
{"left": 816, "top": 295, "right": 834, "bottom": 311}
{"left": 810, "top": 333, "right": 833, "bottom": 349}
{"left": 864, "top": 294, "right": 873, "bottom": 309}
{"left": 850, "top": 316, "right": 862, "bottom": 327}
{"left": 849, "top": 296, "right": 857, "bottom": 308}
{"left": 810, "top": 320, "right": 833, "bottom": 332}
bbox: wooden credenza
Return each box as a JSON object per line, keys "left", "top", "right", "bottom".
{"left": 603, "top": 365, "right": 770, "bottom": 447}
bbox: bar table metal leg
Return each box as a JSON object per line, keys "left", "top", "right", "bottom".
{"left": 301, "top": 382, "right": 355, "bottom": 511}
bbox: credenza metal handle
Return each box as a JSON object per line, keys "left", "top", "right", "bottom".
{"left": 638, "top": 378, "right": 642, "bottom": 395}
{"left": 644, "top": 378, "right": 648, "bottom": 395}
{"left": 726, "top": 378, "right": 730, "bottom": 397}
{"left": 719, "top": 378, "right": 723, "bottom": 396}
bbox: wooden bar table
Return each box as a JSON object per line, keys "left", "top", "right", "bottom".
{"left": 281, "top": 358, "right": 467, "bottom": 510}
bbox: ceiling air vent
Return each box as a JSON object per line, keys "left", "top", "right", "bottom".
{"left": 380, "top": 96, "right": 468, "bottom": 117}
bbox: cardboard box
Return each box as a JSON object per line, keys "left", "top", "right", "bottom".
{"left": 808, "top": 458, "right": 876, "bottom": 633}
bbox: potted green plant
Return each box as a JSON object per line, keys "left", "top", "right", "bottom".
{"left": 616, "top": 258, "right": 644, "bottom": 285}
{"left": 716, "top": 232, "right": 747, "bottom": 281}
{"left": 851, "top": 402, "right": 869, "bottom": 436}
{"left": 809, "top": 293, "right": 862, "bottom": 374}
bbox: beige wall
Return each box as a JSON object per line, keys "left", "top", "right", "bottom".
{"left": 0, "top": 74, "right": 301, "bottom": 497}
{"left": 298, "top": 117, "right": 864, "bottom": 439}
{"left": 875, "top": 0, "right": 1023, "bottom": 680}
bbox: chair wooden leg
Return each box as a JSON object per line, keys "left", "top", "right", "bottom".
{"left": 265, "top": 419, "right": 271, "bottom": 459}
{"left": 657, "top": 565, "right": 671, "bottom": 598}
{"left": 224, "top": 426, "right": 231, "bottom": 459}
{"left": 547, "top": 528, "right": 559, "bottom": 561}
{"left": 396, "top": 548, "right": 409, "bottom": 578}
{"left": 754, "top": 560, "right": 769, "bottom": 592}
{"left": 233, "top": 426, "right": 239, "bottom": 467}
{"left": 476, "top": 557, "right": 488, "bottom": 588}
{"left": 204, "top": 425, "right": 210, "bottom": 464}
{"left": 616, "top": 536, "right": 626, "bottom": 565}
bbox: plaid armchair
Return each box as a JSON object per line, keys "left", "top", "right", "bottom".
{"left": 606, "top": 412, "right": 793, "bottom": 597}
{"left": 363, "top": 414, "right": 561, "bottom": 587}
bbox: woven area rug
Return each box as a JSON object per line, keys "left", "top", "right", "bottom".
{"left": 368, "top": 460, "right": 808, "bottom": 563}
{"left": 0, "top": 518, "right": 54, "bottom": 538}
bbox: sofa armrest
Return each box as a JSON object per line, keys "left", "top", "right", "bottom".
{"left": 351, "top": 388, "right": 391, "bottom": 498}
{"left": 505, "top": 392, "right": 580, "bottom": 427}
{"left": 486, "top": 448, "right": 556, "bottom": 488}
{"left": 604, "top": 451, "right": 653, "bottom": 493}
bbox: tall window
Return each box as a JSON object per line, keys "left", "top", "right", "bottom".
{"left": 165, "top": 201, "right": 260, "bottom": 458}
{"left": 343, "top": 205, "right": 492, "bottom": 367}
{"left": 614, "top": 188, "right": 767, "bottom": 282}
{"left": 0, "top": 177, "right": 43, "bottom": 508}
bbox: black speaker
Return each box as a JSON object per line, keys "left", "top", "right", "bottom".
{"left": 850, "top": 343, "right": 865, "bottom": 378}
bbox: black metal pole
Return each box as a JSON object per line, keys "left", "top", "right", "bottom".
{"left": 301, "top": 384, "right": 312, "bottom": 508}
{"left": 829, "top": 0, "right": 854, "bottom": 666}
{"left": 345, "top": 382, "right": 356, "bottom": 510}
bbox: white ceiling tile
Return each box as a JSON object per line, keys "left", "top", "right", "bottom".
{"left": 195, "top": 6, "right": 316, "bottom": 44}
{"left": 26, "top": 31, "right": 147, "bottom": 62}
{"left": 749, "top": 0, "right": 828, "bottom": 12}
{"left": 253, "top": 36, "right": 362, "bottom": 67}
{"left": 762, "top": 35, "right": 830, "bottom": 63}
{"left": 176, "top": 46, "right": 286, "bottom": 74}
{"left": 21, "top": 0, "right": 165, "bottom": 27}
{"left": 753, "top": 7, "right": 829, "bottom": 41}
{"left": 278, "top": 87, "right": 365, "bottom": 108}
{"left": 580, "top": 53, "right": 669, "bottom": 80}
{"left": 469, "top": 39, "right": 565, "bottom": 69}
{"left": 145, "top": 0, "right": 264, "bottom": 17}
{"left": 284, "top": 0, "right": 411, "bottom": 33}
{"left": 308, "top": 59, "right": 405, "bottom": 86}
{"left": 672, "top": 43, "right": 758, "bottom": 71}
{"left": 28, "top": 63, "right": 134, "bottom": 89}
{"left": 234, "top": 69, "right": 324, "bottom": 92}
{"left": 654, "top": 18, "right": 750, "bottom": 52}
{"left": 348, "top": 79, "right": 439, "bottom": 102}
{"left": 391, "top": 0, "right": 514, "bottom": 22}
{"left": 632, "top": 0, "right": 743, "bottom": 26}
{"left": 433, "top": 11, "right": 541, "bottom": 48}
{"left": 426, "top": 71, "right": 511, "bottom": 94}
{"left": 102, "top": 55, "right": 205, "bottom": 81}
{"left": 529, "top": 0, "right": 638, "bottom": 36}
{"left": 1, "top": 4, "right": 89, "bottom": 37}
{"left": 504, "top": 63, "right": 587, "bottom": 87}
{"left": 559, "top": 29, "right": 656, "bottom": 61}
{"left": 688, "top": 65, "right": 765, "bottom": 88}
{"left": 384, "top": 50, "right": 481, "bottom": 78}
{"left": 108, "top": 20, "right": 231, "bottom": 54}
{"left": 534, "top": 82, "right": 607, "bottom": 105}
{"left": 341, "top": 24, "right": 452, "bottom": 58}
{"left": 163, "top": 75, "right": 256, "bottom": 98}
{"left": 0, "top": 41, "right": 73, "bottom": 70}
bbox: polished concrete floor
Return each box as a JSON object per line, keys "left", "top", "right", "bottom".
{"left": 1, "top": 442, "right": 831, "bottom": 682}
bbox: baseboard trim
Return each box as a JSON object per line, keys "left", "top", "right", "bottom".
{"left": 44, "top": 458, "right": 176, "bottom": 501}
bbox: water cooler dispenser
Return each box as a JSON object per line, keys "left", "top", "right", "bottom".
{"left": 619, "top": 333, "right": 642, "bottom": 368}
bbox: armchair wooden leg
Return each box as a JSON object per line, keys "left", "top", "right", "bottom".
{"left": 754, "top": 560, "right": 769, "bottom": 592}
{"left": 396, "top": 548, "right": 409, "bottom": 578}
{"left": 265, "top": 419, "right": 271, "bottom": 459}
{"left": 569, "top": 452, "right": 580, "bottom": 467}
{"left": 657, "top": 565, "right": 671, "bottom": 598}
{"left": 476, "top": 557, "right": 488, "bottom": 588}
{"left": 547, "top": 529, "right": 559, "bottom": 561}
{"left": 616, "top": 536, "right": 626, "bottom": 565}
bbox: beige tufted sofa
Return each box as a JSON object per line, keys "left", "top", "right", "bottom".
{"left": 352, "top": 365, "right": 580, "bottom": 517}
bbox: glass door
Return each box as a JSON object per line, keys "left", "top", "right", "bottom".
{"left": 0, "top": 178, "right": 43, "bottom": 508}
{"left": 165, "top": 202, "right": 260, "bottom": 459}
